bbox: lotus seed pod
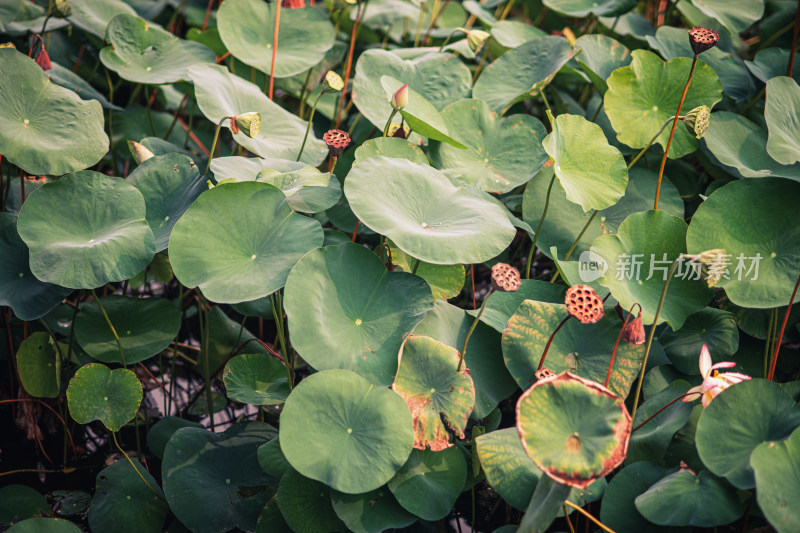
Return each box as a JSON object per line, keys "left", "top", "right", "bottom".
{"left": 565, "top": 284, "right": 604, "bottom": 324}
{"left": 490, "top": 262, "right": 521, "bottom": 292}
{"left": 127, "top": 140, "right": 155, "bottom": 164}
{"left": 391, "top": 83, "right": 408, "bottom": 111}
{"left": 466, "top": 29, "right": 491, "bottom": 52}
{"left": 233, "top": 112, "right": 261, "bottom": 138}
{"left": 684, "top": 105, "right": 711, "bottom": 138}
{"left": 688, "top": 26, "right": 719, "bottom": 55}
{"left": 53, "top": 0, "right": 72, "bottom": 17}
{"left": 323, "top": 70, "right": 344, "bottom": 93}
{"left": 622, "top": 312, "right": 646, "bottom": 345}
{"left": 323, "top": 129, "right": 351, "bottom": 156}
{"left": 535, "top": 368, "right": 556, "bottom": 382}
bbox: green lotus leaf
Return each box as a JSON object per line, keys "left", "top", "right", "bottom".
{"left": 100, "top": 14, "right": 215, "bottom": 84}
{"left": 573, "top": 34, "right": 633, "bottom": 94}
{"left": 765, "top": 77, "right": 800, "bottom": 165}
{"left": 592, "top": 210, "right": 712, "bottom": 328}
{"left": 126, "top": 153, "right": 205, "bottom": 251}
{"left": 222, "top": 353, "right": 290, "bottom": 406}
{"left": 345, "top": 156, "right": 516, "bottom": 264}
{"left": 392, "top": 335, "right": 476, "bottom": 451}
{"left": 354, "top": 137, "right": 429, "bottom": 165}
{"left": 146, "top": 416, "right": 203, "bottom": 460}
{"left": 330, "top": 487, "right": 416, "bottom": 533}
{"left": 74, "top": 295, "right": 180, "bottom": 365}
{"left": 0, "top": 49, "right": 108, "bottom": 176}
{"left": 517, "top": 476, "right": 573, "bottom": 533}
{"left": 475, "top": 428, "right": 542, "bottom": 510}
{"left": 387, "top": 447, "right": 467, "bottom": 521}
{"left": 255, "top": 166, "right": 341, "bottom": 214}
{"left": 696, "top": 378, "right": 800, "bottom": 489}
{"left": 210, "top": 155, "right": 311, "bottom": 180}
{"left": 473, "top": 36, "right": 574, "bottom": 112}
{"left": 0, "top": 0, "right": 44, "bottom": 32}
{"left": 646, "top": 26, "right": 753, "bottom": 102}
{"left": 275, "top": 469, "right": 344, "bottom": 533}
{"left": 162, "top": 422, "right": 278, "bottom": 533}
{"left": 431, "top": 99, "right": 548, "bottom": 193}
{"left": 257, "top": 438, "right": 291, "bottom": 479}
{"left": 502, "top": 300, "right": 646, "bottom": 397}
{"left": 47, "top": 62, "right": 120, "bottom": 110}
{"left": 66, "top": 363, "right": 143, "bottom": 431}
{"left": 542, "top": 113, "right": 628, "bottom": 212}
{"left": 628, "top": 381, "right": 693, "bottom": 463}
{"left": 489, "top": 20, "right": 547, "bottom": 52}
{"left": 88, "top": 458, "right": 170, "bottom": 533}
{"left": 471, "top": 279, "right": 567, "bottom": 332}
{"left": 7, "top": 519, "right": 82, "bottom": 533}
{"left": 750, "top": 425, "right": 800, "bottom": 533}
{"left": 169, "top": 181, "right": 323, "bottom": 304}
{"left": 686, "top": 178, "right": 800, "bottom": 308}
{"left": 516, "top": 372, "right": 631, "bottom": 489}
{"left": 691, "top": 0, "right": 764, "bottom": 35}
{"left": 284, "top": 243, "right": 432, "bottom": 385}
{"left": 279, "top": 369, "right": 414, "bottom": 493}
{"left": 543, "top": 0, "right": 636, "bottom": 17}
{"left": 206, "top": 306, "right": 271, "bottom": 377}
{"left": 188, "top": 63, "right": 327, "bottom": 165}
{"left": 15, "top": 332, "right": 60, "bottom": 398}
{"left": 352, "top": 49, "right": 472, "bottom": 130}
{"left": 599, "top": 462, "right": 676, "bottom": 533}
{"left": 67, "top": 0, "right": 137, "bottom": 38}
{"left": 17, "top": 171, "right": 155, "bottom": 289}
{"left": 388, "top": 242, "right": 464, "bottom": 301}
{"left": 659, "top": 307, "right": 739, "bottom": 374}
{"left": 745, "top": 48, "right": 800, "bottom": 85}
{"left": 218, "top": 0, "right": 334, "bottom": 78}
{"left": 635, "top": 470, "right": 744, "bottom": 527}
{"left": 0, "top": 213, "right": 72, "bottom": 321}
{"left": 0, "top": 485, "right": 48, "bottom": 525}
{"left": 605, "top": 50, "right": 722, "bottom": 158}
{"left": 412, "top": 300, "right": 517, "bottom": 418}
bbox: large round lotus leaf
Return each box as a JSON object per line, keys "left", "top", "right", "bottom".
{"left": 502, "top": 300, "right": 647, "bottom": 398}
{"left": 0, "top": 485, "right": 48, "bottom": 525}
{"left": 431, "top": 99, "right": 548, "bottom": 193}
{"left": 542, "top": 113, "right": 628, "bottom": 212}
{"left": 17, "top": 171, "right": 155, "bottom": 289}
{"left": 100, "top": 15, "right": 214, "bottom": 84}
{"left": 628, "top": 381, "right": 693, "bottom": 464}
{"left": 169, "top": 182, "right": 323, "bottom": 304}
{"left": 345, "top": 156, "right": 516, "bottom": 264}
{"left": 765, "top": 77, "right": 800, "bottom": 165}
{"left": 523, "top": 166, "right": 683, "bottom": 261}
{"left": 330, "top": 487, "right": 416, "bottom": 533}
{"left": 284, "top": 243, "right": 432, "bottom": 385}
{"left": 599, "top": 462, "right": 679, "bottom": 533}
{"left": 146, "top": 416, "right": 203, "bottom": 460}
{"left": 257, "top": 438, "right": 291, "bottom": 478}
{"left": 686, "top": 178, "right": 800, "bottom": 308}
{"left": 218, "top": 0, "right": 333, "bottom": 78}
{"left": 354, "top": 137, "right": 429, "bottom": 165}
{"left": 388, "top": 242, "right": 464, "bottom": 301}
{"left": 573, "top": 34, "right": 632, "bottom": 93}
{"left": 163, "top": 422, "right": 278, "bottom": 533}
{"left": 74, "top": 296, "right": 180, "bottom": 364}
{"left": 279, "top": 369, "right": 414, "bottom": 493}
{"left": 604, "top": 50, "right": 722, "bottom": 158}
{"left": 659, "top": 307, "right": 739, "bottom": 375}
{"left": 0, "top": 213, "right": 72, "bottom": 321}
{"left": 516, "top": 372, "right": 631, "bottom": 489}
{"left": 15, "top": 332, "right": 60, "bottom": 398}
{"left": 646, "top": 26, "right": 752, "bottom": 102}
{"left": 276, "top": 469, "right": 345, "bottom": 533}
{"left": 126, "top": 153, "right": 205, "bottom": 251}
{"left": 392, "top": 335, "right": 476, "bottom": 451}
{"left": 750, "top": 425, "right": 800, "bottom": 533}
{"left": 696, "top": 378, "right": 800, "bottom": 489}
{"left": 67, "top": 0, "right": 137, "bottom": 38}
{"left": 188, "top": 63, "right": 326, "bottom": 165}
{"left": 635, "top": 469, "right": 743, "bottom": 527}
{"left": 222, "top": 353, "right": 290, "bottom": 406}
{"left": 592, "top": 210, "right": 712, "bottom": 328}
{"left": 470, "top": 279, "right": 567, "bottom": 333}
{"left": 352, "top": 49, "right": 472, "bottom": 130}
{"left": 489, "top": 20, "right": 546, "bottom": 51}
{"left": 745, "top": 48, "right": 800, "bottom": 85}
{"left": 691, "top": 0, "right": 764, "bottom": 34}
{"left": 66, "top": 363, "right": 143, "bottom": 431}
{"left": 0, "top": 49, "right": 108, "bottom": 176}
{"left": 387, "top": 447, "right": 467, "bottom": 521}
{"left": 412, "top": 301, "right": 516, "bottom": 419}
{"left": 7, "top": 519, "right": 82, "bottom": 533}
{"left": 88, "top": 458, "right": 169, "bottom": 533}
{"left": 473, "top": 36, "right": 574, "bottom": 113}
{"left": 475, "top": 428, "right": 542, "bottom": 510}
{"left": 543, "top": 0, "right": 636, "bottom": 16}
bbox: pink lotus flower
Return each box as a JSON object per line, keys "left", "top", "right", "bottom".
{"left": 683, "top": 344, "right": 750, "bottom": 408}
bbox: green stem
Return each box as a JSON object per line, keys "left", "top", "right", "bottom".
{"left": 270, "top": 293, "right": 293, "bottom": 390}
{"left": 204, "top": 116, "right": 231, "bottom": 176}
{"left": 197, "top": 294, "right": 214, "bottom": 431}
{"left": 144, "top": 87, "right": 157, "bottom": 136}
{"left": 549, "top": 210, "right": 598, "bottom": 283}
{"left": 438, "top": 27, "right": 467, "bottom": 51}
{"left": 111, "top": 431, "right": 162, "bottom": 499}
{"left": 626, "top": 117, "right": 674, "bottom": 171}
{"left": 298, "top": 68, "right": 314, "bottom": 118}
{"left": 589, "top": 99, "right": 604, "bottom": 122}
{"left": 382, "top": 109, "right": 399, "bottom": 137}
{"left": 526, "top": 171, "right": 557, "bottom": 278}
{"left": 459, "top": 291, "right": 492, "bottom": 371}
{"left": 630, "top": 259, "right": 681, "bottom": 421}
{"left": 413, "top": 0, "right": 427, "bottom": 47}
{"left": 764, "top": 307, "right": 777, "bottom": 378}
{"left": 411, "top": 258, "right": 421, "bottom": 275}
{"left": 297, "top": 89, "right": 324, "bottom": 161}
{"left": 91, "top": 289, "right": 126, "bottom": 367}
{"left": 540, "top": 89, "right": 552, "bottom": 115}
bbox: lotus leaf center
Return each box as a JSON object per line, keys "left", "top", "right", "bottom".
{"left": 565, "top": 433, "right": 582, "bottom": 454}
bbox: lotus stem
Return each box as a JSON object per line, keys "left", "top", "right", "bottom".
{"left": 269, "top": 0, "right": 281, "bottom": 100}
{"left": 197, "top": 293, "right": 214, "bottom": 430}
{"left": 411, "top": 258, "right": 421, "bottom": 275}
{"left": 382, "top": 109, "right": 399, "bottom": 137}
{"left": 632, "top": 392, "right": 693, "bottom": 433}
{"left": 91, "top": 288, "right": 126, "bottom": 367}
{"left": 438, "top": 27, "right": 467, "bottom": 51}
{"left": 111, "top": 431, "right": 162, "bottom": 498}
{"left": 296, "top": 89, "right": 324, "bottom": 161}
{"left": 788, "top": 0, "right": 800, "bottom": 77}
{"left": 351, "top": 220, "right": 360, "bottom": 242}
{"left": 204, "top": 116, "right": 231, "bottom": 176}
{"left": 655, "top": 55, "right": 697, "bottom": 210}
{"left": 413, "top": 0, "right": 427, "bottom": 47}
{"left": 499, "top": 0, "right": 515, "bottom": 20}
{"left": 335, "top": 0, "right": 367, "bottom": 128}
{"left": 605, "top": 303, "right": 641, "bottom": 388}
{"left": 627, "top": 117, "right": 674, "bottom": 171}
{"left": 538, "top": 315, "right": 571, "bottom": 371}
{"left": 201, "top": 0, "right": 214, "bottom": 32}
{"left": 549, "top": 209, "right": 598, "bottom": 283}
{"left": 563, "top": 501, "right": 616, "bottom": 533}
{"left": 270, "top": 292, "right": 294, "bottom": 390}
{"left": 459, "top": 289, "right": 493, "bottom": 371}
{"left": 526, "top": 170, "right": 556, "bottom": 278}
{"left": 767, "top": 272, "right": 800, "bottom": 381}
{"left": 471, "top": 265, "right": 476, "bottom": 309}
{"left": 422, "top": 0, "right": 450, "bottom": 45}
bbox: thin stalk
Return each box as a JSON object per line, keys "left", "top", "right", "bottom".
{"left": 438, "top": 27, "right": 467, "bottom": 51}
{"left": 91, "top": 289, "right": 126, "bottom": 366}
{"left": 413, "top": 0, "right": 427, "bottom": 47}
{"left": 605, "top": 303, "right": 641, "bottom": 388}
{"left": 297, "top": 89, "right": 324, "bottom": 161}
{"left": 764, "top": 307, "right": 777, "bottom": 378}
{"left": 269, "top": 0, "right": 282, "bottom": 99}
{"left": 630, "top": 259, "right": 681, "bottom": 421}
{"left": 201, "top": 0, "right": 214, "bottom": 32}
{"left": 164, "top": 93, "right": 189, "bottom": 140}
{"left": 270, "top": 293, "right": 294, "bottom": 390}
{"left": 204, "top": 116, "right": 231, "bottom": 176}
{"left": 540, "top": 89, "right": 552, "bottom": 115}
{"left": 472, "top": 45, "right": 491, "bottom": 84}
{"left": 526, "top": 170, "right": 556, "bottom": 278}
{"left": 632, "top": 392, "right": 693, "bottom": 432}
{"left": 105, "top": 69, "right": 118, "bottom": 173}
{"left": 589, "top": 99, "right": 604, "bottom": 122}
{"left": 351, "top": 220, "right": 360, "bottom": 242}
{"left": 538, "top": 315, "right": 571, "bottom": 371}
{"left": 197, "top": 294, "right": 214, "bottom": 431}
{"left": 549, "top": 210, "right": 598, "bottom": 283}
{"left": 459, "top": 289, "right": 493, "bottom": 371}
{"left": 0, "top": 398, "right": 77, "bottom": 458}
{"left": 626, "top": 117, "right": 673, "bottom": 170}
{"left": 471, "top": 264, "right": 476, "bottom": 309}
{"left": 767, "top": 272, "right": 800, "bottom": 381}
{"left": 563, "top": 501, "right": 616, "bottom": 533}
{"left": 422, "top": 0, "right": 450, "bottom": 45}
{"left": 145, "top": 87, "right": 158, "bottom": 136}
{"left": 298, "top": 68, "right": 314, "bottom": 117}
{"left": 655, "top": 55, "right": 697, "bottom": 210}
{"left": 382, "top": 109, "right": 399, "bottom": 136}
{"left": 499, "top": 0, "right": 515, "bottom": 20}
{"left": 788, "top": 0, "right": 800, "bottom": 77}
{"left": 335, "top": 0, "right": 368, "bottom": 128}
{"left": 111, "top": 431, "right": 162, "bottom": 498}
{"left": 411, "top": 258, "right": 421, "bottom": 275}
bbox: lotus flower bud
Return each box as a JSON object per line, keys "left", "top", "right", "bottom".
{"left": 466, "top": 29, "right": 491, "bottom": 52}
{"left": 688, "top": 26, "right": 719, "bottom": 55}
{"left": 391, "top": 83, "right": 408, "bottom": 111}
{"left": 232, "top": 112, "right": 261, "bottom": 138}
{"left": 683, "top": 105, "right": 711, "bottom": 139}
{"left": 127, "top": 140, "right": 155, "bottom": 164}
{"left": 323, "top": 70, "right": 344, "bottom": 93}
{"left": 323, "top": 129, "right": 351, "bottom": 156}
{"left": 491, "top": 262, "right": 521, "bottom": 292}
{"left": 35, "top": 48, "right": 52, "bottom": 71}
{"left": 53, "top": 0, "right": 72, "bottom": 18}
{"left": 565, "top": 284, "right": 604, "bottom": 324}
{"left": 622, "top": 312, "right": 645, "bottom": 345}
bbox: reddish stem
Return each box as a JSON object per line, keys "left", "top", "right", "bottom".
{"left": 537, "top": 315, "right": 571, "bottom": 371}
{"left": 73, "top": 45, "right": 85, "bottom": 73}
{"left": 137, "top": 362, "right": 176, "bottom": 405}
{"left": 201, "top": 0, "right": 214, "bottom": 32}
{"left": 471, "top": 264, "right": 476, "bottom": 309}
{"left": 351, "top": 220, "right": 360, "bottom": 242}
{"left": 655, "top": 54, "right": 697, "bottom": 210}
{"left": 0, "top": 398, "right": 78, "bottom": 458}
{"left": 789, "top": 0, "right": 800, "bottom": 77}
{"left": 20, "top": 171, "right": 25, "bottom": 204}
{"left": 605, "top": 303, "right": 641, "bottom": 388}
{"left": 176, "top": 117, "right": 210, "bottom": 156}
{"left": 767, "top": 272, "right": 800, "bottom": 381}
{"left": 269, "top": 1, "right": 282, "bottom": 100}
{"left": 335, "top": 0, "right": 365, "bottom": 128}
{"left": 632, "top": 392, "right": 693, "bottom": 432}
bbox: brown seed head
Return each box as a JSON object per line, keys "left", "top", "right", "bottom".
{"left": 282, "top": 0, "right": 305, "bottom": 8}
{"left": 534, "top": 368, "right": 556, "bottom": 382}
{"left": 622, "top": 312, "right": 646, "bottom": 345}
{"left": 565, "top": 284, "right": 604, "bottom": 324}
{"left": 688, "top": 27, "right": 719, "bottom": 55}
{"left": 323, "top": 129, "right": 351, "bottom": 156}
{"left": 684, "top": 105, "right": 711, "bottom": 138}
{"left": 491, "top": 262, "right": 521, "bottom": 292}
